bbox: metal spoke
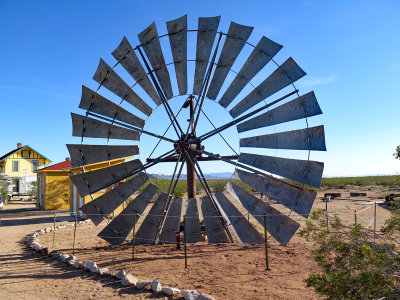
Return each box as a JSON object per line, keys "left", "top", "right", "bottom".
{"left": 183, "top": 150, "right": 234, "bottom": 242}
{"left": 148, "top": 105, "right": 184, "bottom": 159}
{"left": 192, "top": 33, "right": 223, "bottom": 132}
{"left": 154, "top": 152, "right": 185, "bottom": 244}
{"left": 195, "top": 90, "right": 298, "bottom": 143}
{"left": 129, "top": 149, "right": 177, "bottom": 178}
{"left": 136, "top": 47, "right": 184, "bottom": 137}
{"left": 200, "top": 107, "right": 239, "bottom": 156}
{"left": 87, "top": 111, "right": 175, "bottom": 144}
{"left": 193, "top": 148, "right": 304, "bottom": 190}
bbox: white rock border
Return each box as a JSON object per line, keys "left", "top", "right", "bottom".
{"left": 24, "top": 218, "right": 216, "bottom": 300}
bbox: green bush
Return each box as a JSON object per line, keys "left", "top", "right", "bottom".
{"left": 299, "top": 207, "right": 400, "bottom": 299}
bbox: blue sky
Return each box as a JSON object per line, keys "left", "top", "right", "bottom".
{"left": 1, "top": 0, "right": 399, "bottom": 177}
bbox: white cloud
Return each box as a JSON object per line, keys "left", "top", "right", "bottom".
{"left": 298, "top": 75, "right": 338, "bottom": 87}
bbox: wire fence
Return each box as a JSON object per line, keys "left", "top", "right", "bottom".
{"left": 44, "top": 199, "right": 393, "bottom": 272}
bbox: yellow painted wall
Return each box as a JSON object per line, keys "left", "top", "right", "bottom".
{"left": 37, "top": 171, "right": 70, "bottom": 210}
{"left": 3, "top": 147, "right": 47, "bottom": 177}
{"left": 69, "top": 158, "right": 129, "bottom": 218}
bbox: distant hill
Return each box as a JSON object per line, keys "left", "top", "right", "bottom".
{"left": 149, "top": 172, "right": 234, "bottom": 179}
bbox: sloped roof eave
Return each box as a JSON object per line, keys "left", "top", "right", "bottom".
{"left": 0, "top": 145, "right": 52, "bottom": 164}
{"left": 63, "top": 156, "right": 134, "bottom": 171}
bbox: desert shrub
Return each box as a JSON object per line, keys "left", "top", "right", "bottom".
{"left": 299, "top": 207, "right": 400, "bottom": 299}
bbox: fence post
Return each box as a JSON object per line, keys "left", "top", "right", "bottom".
{"left": 354, "top": 210, "right": 357, "bottom": 228}
{"left": 52, "top": 212, "right": 56, "bottom": 249}
{"left": 374, "top": 202, "right": 377, "bottom": 243}
{"left": 184, "top": 216, "right": 187, "bottom": 269}
{"left": 132, "top": 213, "right": 136, "bottom": 260}
{"left": 72, "top": 212, "right": 77, "bottom": 255}
{"left": 325, "top": 200, "right": 329, "bottom": 232}
{"left": 264, "top": 215, "right": 270, "bottom": 271}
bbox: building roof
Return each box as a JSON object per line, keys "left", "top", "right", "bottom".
{"left": 0, "top": 145, "right": 51, "bottom": 164}
{"left": 37, "top": 160, "right": 71, "bottom": 172}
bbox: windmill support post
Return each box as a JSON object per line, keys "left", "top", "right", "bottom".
{"left": 183, "top": 95, "right": 197, "bottom": 199}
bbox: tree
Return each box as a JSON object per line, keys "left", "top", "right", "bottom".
{"left": 0, "top": 180, "right": 10, "bottom": 202}
{"left": 299, "top": 207, "right": 400, "bottom": 299}
{"left": 28, "top": 181, "right": 37, "bottom": 200}
{"left": 394, "top": 145, "right": 400, "bottom": 159}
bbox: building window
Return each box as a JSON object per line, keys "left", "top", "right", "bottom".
{"left": 32, "top": 160, "right": 39, "bottom": 172}
{"left": 12, "top": 160, "right": 19, "bottom": 172}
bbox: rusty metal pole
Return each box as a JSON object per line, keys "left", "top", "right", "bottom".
{"left": 186, "top": 95, "right": 196, "bottom": 199}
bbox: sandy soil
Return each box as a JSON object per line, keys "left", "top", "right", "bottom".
{"left": 0, "top": 186, "right": 394, "bottom": 300}
{"left": 0, "top": 205, "right": 166, "bottom": 300}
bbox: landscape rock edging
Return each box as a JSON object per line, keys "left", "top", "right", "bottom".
{"left": 24, "top": 218, "right": 216, "bottom": 299}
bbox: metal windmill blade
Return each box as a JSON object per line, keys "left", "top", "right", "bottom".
{"left": 68, "top": 15, "right": 326, "bottom": 248}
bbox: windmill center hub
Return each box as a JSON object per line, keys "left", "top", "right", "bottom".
{"left": 174, "top": 135, "right": 203, "bottom": 155}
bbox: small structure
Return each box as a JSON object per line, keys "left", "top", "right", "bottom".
{"left": 36, "top": 157, "right": 132, "bottom": 214}
{"left": 0, "top": 143, "right": 51, "bottom": 198}
{"left": 64, "top": 157, "right": 133, "bottom": 217}
{"left": 36, "top": 159, "right": 71, "bottom": 210}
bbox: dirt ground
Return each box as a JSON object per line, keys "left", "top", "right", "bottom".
{"left": 0, "top": 186, "right": 395, "bottom": 300}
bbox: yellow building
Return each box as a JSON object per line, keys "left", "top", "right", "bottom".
{"left": 64, "top": 157, "right": 132, "bottom": 217}
{"left": 0, "top": 143, "right": 51, "bottom": 197}
{"left": 36, "top": 157, "right": 131, "bottom": 214}
{"left": 36, "top": 160, "right": 72, "bottom": 210}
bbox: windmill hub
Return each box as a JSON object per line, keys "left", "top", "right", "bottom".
{"left": 174, "top": 134, "right": 203, "bottom": 156}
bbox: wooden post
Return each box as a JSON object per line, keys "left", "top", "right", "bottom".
{"left": 72, "top": 213, "right": 77, "bottom": 255}
{"left": 184, "top": 217, "right": 187, "bottom": 268}
{"left": 186, "top": 96, "right": 196, "bottom": 199}
{"left": 52, "top": 212, "right": 56, "bottom": 249}
{"left": 132, "top": 213, "right": 136, "bottom": 260}
{"left": 264, "top": 215, "right": 270, "bottom": 270}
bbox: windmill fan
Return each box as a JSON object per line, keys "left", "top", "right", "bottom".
{"left": 67, "top": 15, "right": 326, "bottom": 247}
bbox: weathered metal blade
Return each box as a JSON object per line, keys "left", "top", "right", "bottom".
{"left": 92, "top": 59, "right": 152, "bottom": 116}
{"left": 239, "top": 153, "right": 324, "bottom": 188}
{"left": 66, "top": 144, "right": 139, "bottom": 168}
{"left": 219, "top": 36, "right": 282, "bottom": 108}
{"left": 138, "top": 22, "right": 173, "bottom": 99}
{"left": 206, "top": 22, "right": 253, "bottom": 100}
{"left": 225, "top": 182, "right": 300, "bottom": 246}
{"left": 71, "top": 113, "right": 139, "bottom": 141}
{"left": 237, "top": 91, "right": 322, "bottom": 133}
{"left": 70, "top": 159, "right": 142, "bottom": 197}
{"left": 136, "top": 193, "right": 169, "bottom": 244}
{"left": 214, "top": 191, "right": 264, "bottom": 244}
{"left": 167, "top": 15, "right": 187, "bottom": 95}
{"left": 200, "top": 196, "right": 230, "bottom": 243}
{"left": 240, "top": 126, "right": 326, "bottom": 151}
{"left": 184, "top": 198, "right": 202, "bottom": 243}
{"left": 112, "top": 37, "right": 161, "bottom": 106}
{"left": 230, "top": 57, "right": 306, "bottom": 118}
{"left": 80, "top": 172, "right": 149, "bottom": 226}
{"left": 193, "top": 16, "right": 220, "bottom": 95}
{"left": 97, "top": 183, "right": 158, "bottom": 245}
{"left": 235, "top": 169, "right": 316, "bottom": 216}
{"left": 158, "top": 197, "right": 182, "bottom": 243}
{"left": 79, "top": 85, "right": 145, "bottom": 128}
